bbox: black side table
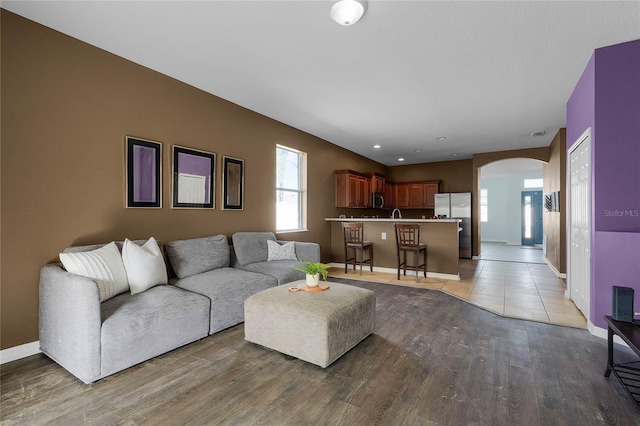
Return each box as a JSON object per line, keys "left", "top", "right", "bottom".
{"left": 604, "top": 315, "right": 640, "bottom": 409}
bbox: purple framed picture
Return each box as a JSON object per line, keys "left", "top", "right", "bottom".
{"left": 172, "top": 146, "right": 215, "bottom": 209}
{"left": 126, "top": 136, "right": 162, "bottom": 208}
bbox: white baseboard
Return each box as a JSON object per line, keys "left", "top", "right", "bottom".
{"left": 0, "top": 341, "right": 41, "bottom": 364}
{"left": 590, "top": 323, "right": 630, "bottom": 348}
{"left": 542, "top": 255, "right": 567, "bottom": 279}
{"left": 328, "top": 263, "right": 460, "bottom": 281}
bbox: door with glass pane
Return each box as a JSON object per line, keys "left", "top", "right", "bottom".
{"left": 521, "top": 191, "right": 542, "bottom": 246}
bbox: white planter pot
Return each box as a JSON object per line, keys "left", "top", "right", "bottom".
{"left": 306, "top": 273, "right": 320, "bottom": 287}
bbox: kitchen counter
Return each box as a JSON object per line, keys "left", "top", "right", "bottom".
{"left": 326, "top": 218, "right": 461, "bottom": 279}
{"left": 326, "top": 217, "right": 461, "bottom": 223}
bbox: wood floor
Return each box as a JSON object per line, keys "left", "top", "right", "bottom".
{"left": 2, "top": 279, "right": 638, "bottom": 425}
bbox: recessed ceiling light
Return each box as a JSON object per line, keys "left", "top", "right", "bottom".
{"left": 451, "top": 153, "right": 458, "bottom": 157}
{"left": 436, "top": 136, "right": 447, "bottom": 141}
{"left": 398, "top": 157, "right": 405, "bottom": 162}
{"left": 414, "top": 149, "right": 423, "bottom": 153}
{"left": 530, "top": 131, "right": 546, "bottom": 137}
{"left": 373, "top": 144, "right": 381, "bottom": 149}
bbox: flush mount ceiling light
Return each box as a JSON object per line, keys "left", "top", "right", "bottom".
{"left": 331, "top": 0, "right": 367, "bottom": 26}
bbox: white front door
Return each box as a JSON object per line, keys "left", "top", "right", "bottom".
{"left": 568, "top": 130, "right": 591, "bottom": 319}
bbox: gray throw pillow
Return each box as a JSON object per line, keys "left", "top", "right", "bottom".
{"left": 165, "top": 235, "right": 230, "bottom": 279}
{"left": 232, "top": 232, "right": 277, "bottom": 266}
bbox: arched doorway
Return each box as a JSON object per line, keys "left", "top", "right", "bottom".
{"left": 479, "top": 158, "right": 545, "bottom": 263}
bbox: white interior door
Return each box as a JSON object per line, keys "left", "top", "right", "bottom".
{"left": 568, "top": 130, "right": 591, "bottom": 319}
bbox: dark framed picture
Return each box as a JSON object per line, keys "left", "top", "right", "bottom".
{"left": 222, "top": 156, "right": 244, "bottom": 210}
{"left": 126, "top": 136, "right": 162, "bottom": 208}
{"left": 172, "top": 146, "right": 215, "bottom": 209}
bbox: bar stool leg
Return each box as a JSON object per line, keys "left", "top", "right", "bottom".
{"left": 423, "top": 248, "right": 427, "bottom": 279}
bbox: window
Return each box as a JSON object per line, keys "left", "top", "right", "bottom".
{"left": 276, "top": 145, "right": 307, "bottom": 232}
{"left": 480, "top": 188, "right": 488, "bottom": 222}
{"left": 524, "top": 178, "right": 543, "bottom": 188}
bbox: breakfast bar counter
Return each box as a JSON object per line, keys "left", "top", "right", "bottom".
{"left": 326, "top": 218, "right": 461, "bottom": 279}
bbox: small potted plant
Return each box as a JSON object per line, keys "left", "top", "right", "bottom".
{"left": 292, "top": 261, "right": 329, "bottom": 287}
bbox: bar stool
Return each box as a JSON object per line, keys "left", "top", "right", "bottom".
{"left": 342, "top": 222, "right": 373, "bottom": 275}
{"left": 394, "top": 223, "right": 427, "bottom": 282}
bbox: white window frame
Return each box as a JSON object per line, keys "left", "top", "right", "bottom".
{"left": 480, "top": 188, "right": 488, "bottom": 223}
{"left": 276, "top": 145, "right": 307, "bottom": 233}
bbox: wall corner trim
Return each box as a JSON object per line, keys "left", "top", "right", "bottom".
{"left": 0, "top": 341, "right": 41, "bottom": 364}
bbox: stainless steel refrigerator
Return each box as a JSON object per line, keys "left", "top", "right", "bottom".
{"left": 434, "top": 193, "right": 472, "bottom": 259}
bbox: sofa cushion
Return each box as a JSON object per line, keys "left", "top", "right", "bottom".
{"left": 122, "top": 237, "right": 168, "bottom": 295}
{"left": 165, "top": 235, "right": 230, "bottom": 279}
{"left": 172, "top": 267, "right": 277, "bottom": 334}
{"left": 237, "top": 260, "right": 305, "bottom": 286}
{"left": 232, "top": 232, "right": 277, "bottom": 266}
{"left": 59, "top": 241, "right": 129, "bottom": 302}
{"left": 100, "top": 285, "right": 210, "bottom": 378}
{"left": 267, "top": 240, "right": 297, "bottom": 261}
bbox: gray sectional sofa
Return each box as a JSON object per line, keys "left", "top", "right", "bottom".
{"left": 39, "top": 232, "right": 320, "bottom": 384}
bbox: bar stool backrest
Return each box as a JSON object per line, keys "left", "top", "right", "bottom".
{"left": 395, "top": 224, "right": 421, "bottom": 247}
{"left": 343, "top": 222, "right": 365, "bottom": 246}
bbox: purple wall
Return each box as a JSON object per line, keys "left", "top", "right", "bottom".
{"left": 567, "top": 39, "right": 640, "bottom": 329}
{"left": 594, "top": 40, "right": 640, "bottom": 232}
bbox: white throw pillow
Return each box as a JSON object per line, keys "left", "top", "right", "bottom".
{"left": 122, "top": 237, "right": 168, "bottom": 295}
{"left": 267, "top": 240, "right": 297, "bottom": 261}
{"left": 59, "top": 241, "right": 129, "bottom": 302}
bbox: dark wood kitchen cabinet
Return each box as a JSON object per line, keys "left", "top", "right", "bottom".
{"left": 335, "top": 170, "right": 370, "bottom": 208}
{"left": 383, "top": 182, "right": 394, "bottom": 209}
{"left": 368, "top": 173, "right": 385, "bottom": 193}
{"left": 394, "top": 181, "right": 440, "bottom": 209}
{"left": 422, "top": 181, "right": 439, "bottom": 209}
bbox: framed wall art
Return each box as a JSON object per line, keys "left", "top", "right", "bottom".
{"left": 172, "top": 146, "right": 215, "bottom": 209}
{"left": 126, "top": 136, "right": 162, "bottom": 208}
{"left": 222, "top": 156, "right": 244, "bottom": 210}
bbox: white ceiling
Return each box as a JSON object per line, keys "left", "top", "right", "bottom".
{"left": 3, "top": 1, "right": 639, "bottom": 166}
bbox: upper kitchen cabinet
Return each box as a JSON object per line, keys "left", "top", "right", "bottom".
{"left": 335, "top": 170, "right": 371, "bottom": 208}
{"left": 368, "top": 173, "right": 385, "bottom": 193}
{"left": 422, "top": 181, "right": 439, "bottom": 209}
{"left": 394, "top": 181, "right": 440, "bottom": 209}
{"left": 383, "top": 181, "right": 394, "bottom": 209}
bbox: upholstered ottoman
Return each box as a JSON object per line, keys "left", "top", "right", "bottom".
{"left": 244, "top": 281, "right": 376, "bottom": 368}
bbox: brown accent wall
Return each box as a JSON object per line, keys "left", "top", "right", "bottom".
{"left": 472, "top": 147, "right": 550, "bottom": 256}
{"left": 542, "top": 129, "right": 567, "bottom": 273}
{"left": 387, "top": 159, "right": 473, "bottom": 193}
{"left": 0, "top": 11, "right": 385, "bottom": 350}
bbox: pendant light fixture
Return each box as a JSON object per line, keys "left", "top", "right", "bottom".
{"left": 330, "top": 0, "right": 367, "bottom": 26}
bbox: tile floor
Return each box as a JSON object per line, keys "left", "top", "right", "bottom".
{"left": 480, "top": 241, "right": 545, "bottom": 264}
{"left": 328, "top": 258, "right": 587, "bottom": 329}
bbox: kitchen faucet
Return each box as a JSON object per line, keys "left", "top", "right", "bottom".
{"left": 391, "top": 208, "right": 402, "bottom": 219}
